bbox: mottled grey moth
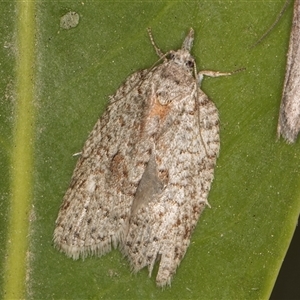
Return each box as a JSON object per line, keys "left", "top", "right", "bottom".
{"left": 54, "top": 28, "right": 234, "bottom": 286}
{"left": 277, "top": 0, "right": 300, "bottom": 143}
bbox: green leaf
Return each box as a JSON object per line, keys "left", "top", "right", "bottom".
{"left": 1, "top": 1, "right": 299, "bottom": 299}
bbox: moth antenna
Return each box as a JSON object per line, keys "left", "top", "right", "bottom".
{"left": 147, "top": 28, "right": 164, "bottom": 58}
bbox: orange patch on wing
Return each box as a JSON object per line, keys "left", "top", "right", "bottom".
{"left": 148, "top": 95, "right": 170, "bottom": 120}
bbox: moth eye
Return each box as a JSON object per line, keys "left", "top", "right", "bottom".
{"left": 186, "top": 60, "right": 194, "bottom": 68}
{"left": 169, "top": 53, "right": 175, "bottom": 59}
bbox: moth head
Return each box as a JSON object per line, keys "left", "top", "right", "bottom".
{"left": 169, "top": 50, "right": 195, "bottom": 73}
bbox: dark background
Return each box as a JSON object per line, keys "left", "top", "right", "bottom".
{"left": 271, "top": 219, "right": 299, "bottom": 299}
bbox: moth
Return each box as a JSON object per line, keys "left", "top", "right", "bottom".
{"left": 277, "top": 0, "right": 300, "bottom": 143}
{"left": 54, "top": 28, "right": 233, "bottom": 286}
